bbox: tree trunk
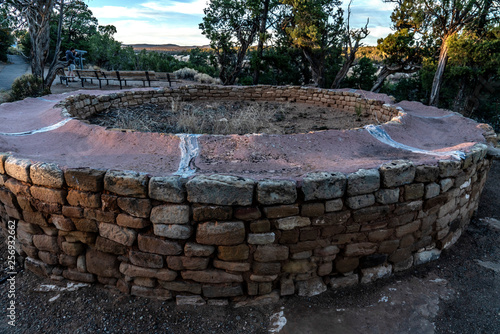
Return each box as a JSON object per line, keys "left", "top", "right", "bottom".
{"left": 45, "top": 0, "right": 66, "bottom": 90}
{"left": 371, "top": 66, "right": 397, "bottom": 92}
{"left": 429, "top": 36, "right": 450, "bottom": 107}
{"left": 331, "top": 57, "right": 353, "bottom": 89}
{"left": 253, "top": 0, "right": 270, "bottom": 85}
{"left": 302, "top": 49, "right": 325, "bottom": 87}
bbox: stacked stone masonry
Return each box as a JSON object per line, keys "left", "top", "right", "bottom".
{"left": 0, "top": 85, "right": 494, "bottom": 305}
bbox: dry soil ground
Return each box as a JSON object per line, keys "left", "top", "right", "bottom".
{"left": 0, "top": 80, "right": 499, "bottom": 334}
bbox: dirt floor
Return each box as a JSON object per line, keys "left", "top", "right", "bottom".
{"left": 87, "top": 100, "right": 377, "bottom": 135}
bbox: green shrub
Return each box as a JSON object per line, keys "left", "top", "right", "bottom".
{"left": 10, "top": 74, "right": 47, "bottom": 101}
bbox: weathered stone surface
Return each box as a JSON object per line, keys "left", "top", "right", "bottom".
{"left": 159, "top": 281, "right": 202, "bottom": 294}
{"left": 275, "top": 216, "right": 311, "bottom": 230}
{"left": 61, "top": 241, "right": 85, "bottom": 256}
{"left": 280, "top": 230, "right": 301, "bottom": 244}
{"left": 37, "top": 251, "right": 58, "bottom": 265}
{"left": 120, "top": 263, "right": 177, "bottom": 281}
{"left": 234, "top": 207, "right": 262, "bottom": 221}
{"left": 248, "top": 232, "right": 275, "bottom": 245}
{"left": 138, "top": 234, "right": 182, "bottom": 255}
{"left": 0, "top": 153, "right": 10, "bottom": 174}
{"left": 72, "top": 218, "right": 98, "bottom": 233}
{"left": 395, "top": 221, "right": 421, "bottom": 238}
{"left": 174, "top": 257, "right": 210, "bottom": 270}
{"left": 425, "top": 183, "right": 441, "bottom": 199}
{"left": 30, "top": 186, "right": 66, "bottom": 204}
{"left": 63, "top": 269, "right": 95, "bottom": 283}
{"left": 415, "top": 165, "right": 439, "bottom": 183}
{"left": 359, "top": 253, "right": 388, "bottom": 269}
{"left": 380, "top": 160, "right": 416, "bottom": 187}
{"left": 186, "top": 175, "right": 255, "bottom": 206}
{"left": 352, "top": 205, "right": 391, "bottom": 223}
{"left": 440, "top": 178, "right": 454, "bottom": 192}
{"left": 64, "top": 168, "right": 105, "bottom": 192}
{"left": 283, "top": 260, "right": 316, "bottom": 274}
{"left": 193, "top": 205, "right": 232, "bottom": 221}
{"left": 253, "top": 262, "right": 281, "bottom": 275}
{"left": 202, "top": 284, "right": 243, "bottom": 298}
{"left": 62, "top": 206, "right": 84, "bottom": 218}
{"left": 263, "top": 205, "right": 299, "bottom": 219}
{"left": 438, "top": 159, "right": 462, "bottom": 177}
{"left": 280, "top": 277, "right": 295, "bottom": 296}
{"left": 250, "top": 220, "right": 271, "bottom": 233}
{"left": 325, "top": 199, "right": 343, "bottom": 212}
{"left": 414, "top": 248, "right": 441, "bottom": 266}
{"left": 49, "top": 215, "right": 75, "bottom": 231}
{"left": 256, "top": 179, "right": 297, "bottom": 205}
{"left": 335, "top": 256, "right": 360, "bottom": 273}
{"left": 375, "top": 188, "right": 400, "bottom": 205}
{"left": 0, "top": 189, "right": 16, "bottom": 208}
{"left": 104, "top": 170, "right": 148, "bottom": 198}
{"left": 344, "top": 242, "right": 377, "bottom": 257}
{"left": 67, "top": 190, "right": 101, "bottom": 208}
{"left": 360, "top": 264, "right": 392, "bottom": 284}
{"left": 99, "top": 222, "right": 137, "bottom": 246}
{"left": 302, "top": 172, "right": 346, "bottom": 201}
{"left": 150, "top": 205, "right": 189, "bottom": 225}
{"left": 33, "top": 235, "right": 59, "bottom": 252}
{"left": 133, "top": 277, "right": 155, "bottom": 288}
{"left": 217, "top": 244, "right": 249, "bottom": 261}
{"left": 404, "top": 183, "right": 425, "bottom": 201}
{"left": 181, "top": 270, "right": 243, "bottom": 283}
{"left": 5, "top": 156, "right": 31, "bottom": 182}
{"left": 183, "top": 242, "right": 214, "bottom": 257}
{"left": 30, "top": 162, "right": 64, "bottom": 188}
{"left": 347, "top": 169, "right": 380, "bottom": 196}
{"left": 301, "top": 202, "right": 325, "bottom": 217}
{"left": 296, "top": 277, "right": 327, "bottom": 297}
{"left": 5, "top": 178, "right": 30, "bottom": 196}
{"left": 176, "top": 295, "right": 206, "bottom": 306}
{"left": 59, "top": 231, "right": 96, "bottom": 244}
{"left": 312, "top": 211, "right": 351, "bottom": 226}
{"left": 196, "top": 221, "right": 245, "bottom": 245}
{"left": 394, "top": 256, "right": 414, "bottom": 272}
{"left": 58, "top": 253, "right": 77, "bottom": 267}
{"left": 17, "top": 221, "right": 42, "bottom": 234}
{"left": 149, "top": 176, "right": 186, "bottom": 203}
{"left": 84, "top": 209, "right": 115, "bottom": 223}
{"left": 131, "top": 286, "right": 172, "bottom": 300}
{"left": 234, "top": 291, "right": 280, "bottom": 307}
{"left": 86, "top": 249, "right": 120, "bottom": 278}
{"left": 254, "top": 245, "right": 289, "bottom": 262}
{"left": 213, "top": 259, "right": 251, "bottom": 272}
{"left": 116, "top": 213, "right": 150, "bottom": 229}
{"left": 346, "top": 194, "right": 375, "bottom": 209}
{"left": 117, "top": 197, "right": 151, "bottom": 218}
{"left": 129, "top": 250, "right": 164, "bottom": 268}
{"left": 154, "top": 224, "right": 193, "bottom": 239}
{"left": 95, "top": 236, "right": 127, "bottom": 255}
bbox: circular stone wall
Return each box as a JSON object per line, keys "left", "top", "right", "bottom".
{"left": 0, "top": 85, "right": 497, "bottom": 305}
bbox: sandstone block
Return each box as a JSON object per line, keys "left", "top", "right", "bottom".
{"left": 202, "top": 284, "right": 243, "bottom": 298}
{"left": 375, "top": 188, "right": 400, "bottom": 204}
{"left": 159, "top": 281, "right": 202, "bottom": 294}
{"left": 196, "top": 221, "right": 245, "bottom": 245}
{"left": 347, "top": 169, "right": 380, "bottom": 196}
{"left": 254, "top": 245, "right": 289, "bottom": 262}
{"left": 30, "top": 162, "right": 64, "bottom": 188}
{"left": 438, "top": 159, "right": 462, "bottom": 177}
{"left": 325, "top": 199, "right": 343, "bottom": 212}
{"left": 283, "top": 260, "right": 316, "bottom": 274}
{"left": 181, "top": 270, "right": 243, "bottom": 283}
{"left": 425, "top": 183, "right": 441, "bottom": 199}
{"left": 250, "top": 219, "right": 270, "bottom": 233}
{"left": 253, "top": 262, "right": 281, "bottom": 275}
{"left": 302, "top": 172, "right": 346, "bottom": 201}
{"left": 63, "top": 269, "right": 95, "bottom": 283}
{"left": 133, "top": 277, "right": 155, "bottom": 288}
{"left": 129, "top": 250, "right": 164, "bottom": 269}
{"left": 5, "top": 156, "right": 31, "bottom": 182}
{"left": 263, "top": 204, "right": 299, "bottom": 218}
{"left": 153, "top": 224, "right": 193, "bottom": 239}
{"left": 440, "top": 178, "right": 454, "bottom": 192}
{"left": 120, "top": 263, "right": 177, "bottom": 281}
{"left": 150, "top": 205, "right": 189, "bottom": 225}
{"left": 116, "top": 214, "right": 150, "bottom": 229}
{"left": 148, "top": 176, "right": 186, "bottom": 203}
{"left": 64, "top": 168, "right": 105, "bottom": 192}
{"left": 117, "top": 197, "right": 152, "bottom": 218}
{"left": 95, "top": 236, "right": 127, "bottom": 255}
{"left": 234, "top": 207, "right": 262, "bottom": 220}
{"left": 50, "top": 215, "right": 75, "bottom": 231}
{"left": 183, "top": 242, "right": 214, "bottom": 257}
{"left": 131, "top": 286, "right": 172, "bottom": 300}
{"left": 72, "top": 218, "right": 98, "bottom": 233}
{"left": 60, "top": 230, "right": 96, "bottom": 244}
{"left": 311, "top": 211, "right": 351, "bottom": 226}
{"left": 296, "top": 277, "right": 327, "bottom": 297}
{"left": 344, "top": 242, "right": 377, "bottom": 257}
{"left": 186, "top": 175, "right": 255, "bottom": 206}
{"left": 176, "top": 295, "right": 206, "bottom": 306}
{"left": 404, "top": 183, "right": 424, "bottom": 201}
{"left": 37, "top": 251, "right": 58, "bottom": 265}
{"left": 86, "top": 249, "right": 120, "bottom": 278}
{"left": 275, "top": 216, "right": 311, "bottom": 230}
{"left": 5, "top": 178, "right": 30, "bottom": 196}
{"left": 33, "top": 235, "right": 59, "bottom": 252}
{"left": 256, "top": 179, "right": 297, "bottom": 205}
{"left": 213, "top": 260, "right": 250, "bottom": 272}
{"left": 414, "top": 249, "right": 441, "bottom": 266}
{"left": 346, "top": 194, "right": 375, "bottom": 209}
{"left": 360, "top": 264, "right": 392, "bottom": 284}
{"left": 0, "top": 153, "right": 9, "bottom": 174}
{"left": 104, "top": 170, "right": 148, "bottom": 198}
{"left": 138, "top": 234, "right": 182, "bottom": 255}
{"left": 98, "top": 222, "right": 137, "bottom": 246}
{"left": 280, "top": 277, "right": 295, "bottom": 296}
{"left": 335, "top": 256, "right": 359, "bottom": 273}
{"left": 217, "top": 244, "right": 249, "bottom": 261}
{"left": 62, "top": 206, "right": 84, "bottom": 218}
{"left": 330, "top": 275, "right": 359, "bottom": 288}
{"left": 380, "top": 160, "right": 415, "bottom": 187}
{"left": 415, "top": 165, "right": 439, "bottom": 183}
{"left": 25, "top": 257, "right": 52, "bottom": 277}
{"left": 61, "top": 241, "right": 85, "bottom": 256}
{"left": 67, "top": 190, "right": 101, "bottom": 208}
{"left": 193, "top": 205, "right": 232, "bottom": 221}
{"left": 301, "top": 202, "right": 325, "bottom": 217}
{"left": 248, "top": 232, "right": 275, "bottom": 245}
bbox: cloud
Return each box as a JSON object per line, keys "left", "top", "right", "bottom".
{"left": 141, "top": 0, "right": 207, "bottom": 15}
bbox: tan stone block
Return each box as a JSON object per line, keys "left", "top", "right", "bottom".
{"left": 130, "top": 250, "right": 163, "bottom": 269}
{"left": 99, "top": 222, "right": 137, "bottom": 246}
{"left": 72, "top": 218, "right": 98, "bottom": 233}
{"left": 117, "top": 197, "right": 152, "bottom": 218}
{"left": 61, "top": 241, "right": 85, "bottom": 256}
{"left": 196, "top": 221, "right": 245, "bottom": 245}
{"left": 262, "top": 204, "right": 299, "bottom": 218}
{"left": 59, "top": 230, "right": 96, "bottom": 244}
{"left": 150, "top": 204, "right": 189, "bottom": 224}
{"left": 67, "top": 190, "right": 101, "bottom": 208}
{"left": 116, "top": 213, "right": 150, "bottom": 229}
{"left": 192, "top": 205, "right": 232, "bottom": 221}
{"left": 50, "top": 215, "right": 75, "bottom": 231}
{"left": 181, "top": 270, "right": 243, "bottom": 283}
{"left": 104, "top": 170, "right": 148, "bottom": 198}
{"left": 64, "top": 168, "right": 105, "bottom": 192}
{"left": 30, "top": 162, "right": 64, "bottom": 188}
{"left": 217, "top": 244, "right": 249, "bottom": 261}
{"left": 139, "top": 234, "right": 182, "bottom": 256}
{"left": 32, "top": 235, "right": 60, "bottom": 252}
{"left": 5, "top": 156, "right": 31, "bottom": 182}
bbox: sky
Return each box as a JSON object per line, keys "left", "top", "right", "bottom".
{"left": 87, "top": 0, "right": 396, "bottom": 46}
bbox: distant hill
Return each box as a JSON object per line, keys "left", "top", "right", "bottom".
{"left": 126, "top": 44, "right": 210, "bottom": 52}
